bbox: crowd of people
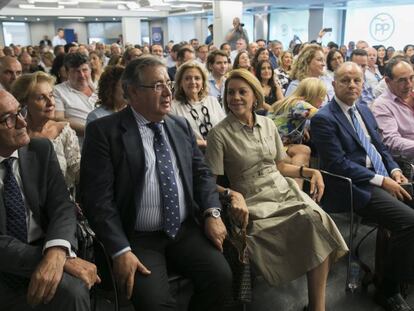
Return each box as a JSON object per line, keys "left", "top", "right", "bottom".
{"left": 1, "top": 17, "right": 414, "bottom": 311}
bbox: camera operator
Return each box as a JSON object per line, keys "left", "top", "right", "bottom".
{"left": 225, "top": 17, "right": 249, "bottom": 50}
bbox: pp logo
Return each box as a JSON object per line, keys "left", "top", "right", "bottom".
{"left": 369, "top": 13, "right": 394, "bottom": 42}
{"left": 153, "top": 32, "right": 162, "bottom": 42}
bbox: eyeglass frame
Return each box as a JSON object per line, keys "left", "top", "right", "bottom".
{"left": 0, "top": 106, "right": 28, "bottom": 129}
{"left": 137, "top": 81, "right": 174, "bottom": 92}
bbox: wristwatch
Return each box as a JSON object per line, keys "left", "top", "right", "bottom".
{"left": 204, "top": 208, "right": 221, "bottom": 219}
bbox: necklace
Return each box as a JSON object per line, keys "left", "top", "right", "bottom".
{"left": 185, "top": 100, "right": 213, "bottom": 139}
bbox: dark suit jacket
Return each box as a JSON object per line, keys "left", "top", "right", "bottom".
{"left": 80, "top": 106, "right": 220, "bottom": 256}
{"left": 311, "top": 98, "right": 399, "bottom": 210}
{"left": 0, "top": 138, "right": 77, "bottom": 277}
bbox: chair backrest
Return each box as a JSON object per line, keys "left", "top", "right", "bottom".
{"left": 319, "top": 170, "right": 353, "bottom": 214}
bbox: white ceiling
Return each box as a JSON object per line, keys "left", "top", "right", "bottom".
{"left": 0, "top": 0, "right": 413, "bottom": 22}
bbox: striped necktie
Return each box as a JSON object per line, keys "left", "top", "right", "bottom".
{"left": 348, "top": 107, "right": 388, "bottom": 177}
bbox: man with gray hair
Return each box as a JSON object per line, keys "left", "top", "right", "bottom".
{"left": 0, "top": 56, "right": 22, "bottom": 91}
{"left": 80, "top": 55, "right": 232, "bottom": 311}
{"left": 269, "top": 40, "right": 283, "bottom": 69}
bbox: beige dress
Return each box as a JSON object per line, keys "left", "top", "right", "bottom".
{"left": 205, "top": 113, "right": 348, "bottom": 287}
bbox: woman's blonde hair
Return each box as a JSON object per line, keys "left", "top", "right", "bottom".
{"left": 279, "top": 50, "right": 293, "bottom": 71}
{"left": 223, "top": 69, "right": 264, "bottom": 113}
{"left": 174, "top": 61, "right": 209, "bottom": 102}
{"left": 11, "top": 71, "right": 55, "bottom": 105}
{"left": 289, "top": 44, "right": 324, "bottom": 81}
{"left": 272, "top": 77, "right": 326, "bottom": 114}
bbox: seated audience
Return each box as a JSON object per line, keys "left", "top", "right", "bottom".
{"left": 50, "top": 53, "right": 67, "bottom": 84}
{"left": 286, "top": 44, "right": 334, "bottom": 104}
{"left": 311, "top": 62, "right": 414, "bottom": 311}
{"left": 247, "top": 42, "right": 258, "bottom": 59}
{"left": 171, "top": 61, "right": 225, "bottom": 149}
{"left": 196, "top": 44, "right": 208, "bottom": 65}
{"left": 205, "top": 69, "right": 348, "bottom": 311}
{"left": 0, "top": 89, "right": 99, "bottom": 311}
{"left": 11, "top": 72, "right": 80, "bottom": 190}
{"left": 375, "top": 44, "right": 387, "bottom": 75}
{"left": 122, "top": 47, "right": 142, "bottom": 67}
{"left": 269, "top": 40, "right": 283, "bottom": 69}
{"left": 167, "top": 47, "right": 195, "bottom": 81}
{"left": 86, "top": 65, "right": 127, "bottom": 124}
{"left": 365, "top": 47, "right": 382, "bottom": 91}
{"left": 0, "top": 56, "right": 22, "bottom": 91}
{"left": 274, "top": 50, "right": 293, "bottom": 94}
{"left": 371, "top": 57, "right": 414, "bottom": 160}
{"left": 54, "top": 52, "right": 98, "bottom": 144}
{"left": 403, "top": 44, "right": 414, "bottom": 58}
{"left": 252, "top": 47, "right": 270, "bottom": 71}
{"left": 80, "top": 56, "right": 232, "bottom": 311}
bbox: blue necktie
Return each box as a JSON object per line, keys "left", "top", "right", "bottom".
{"left": 147, "top": 122, "right": 181, "bottom": 238}
{"left": 348, "top": 107, "right": 389, "bottom": 177}
{"left": 2, "top": 158, "right": 29, "bottom": 288}
{"left": 3, "top": 158, "right": 27, "bottom": 242}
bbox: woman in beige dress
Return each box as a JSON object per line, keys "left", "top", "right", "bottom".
{"left": 205, "top": 69, "right": 348, "bottom": 311}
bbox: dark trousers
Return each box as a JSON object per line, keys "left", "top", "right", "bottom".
{"left": 0, "top": 272, "right": 90, "bottom": 311}
{"left": 356, "top": 186, "right": 414, "bottom": 283}
{"left": 128, "top": 219, "right": 233, "bottom": 311}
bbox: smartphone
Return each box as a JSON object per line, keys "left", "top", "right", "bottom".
{"left": 322, "top": 27, "right": 332, "bottom": 33}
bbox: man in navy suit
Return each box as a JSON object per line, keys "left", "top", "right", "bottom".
{"left": 80, "top": 56, "right": 232, "bottom": 311}
{"left": 311, "top": 62, "right": 414, "bottom": 311}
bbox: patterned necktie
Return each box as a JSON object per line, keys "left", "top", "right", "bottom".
{"left": 147, "top": 122, "right": 181, "bottom": 238}
{"left": 348, "top": 107, "right": 389, "bottom": 177}
{"left": 2, "top": 158, "right": 28, "bottom": 289}
{"left": 3, "top": 158, "right": 27, "bottom": 242}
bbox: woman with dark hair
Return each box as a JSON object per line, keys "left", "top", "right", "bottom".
{"left": 325, "top": 49, "right": 344, "bottom": 79}
{"left": 255, "top": 60, "right": 283, "bottom": 109}
{"left": 252, "top": 47, "right": 270, "bottom": 70}
{"left": 232, "top": 50, "right": 252, "bottom": 71}
{"left": 50, "top": 53, "right": 68, "bottom": 84}
{"left": 386, "top": 46, "right": 395, "bottom": 62}
{"left": 89, "top": 51, "right": 104, "bottom": 88}
{"left": 205, "top": 69, "right": 347, "bottom": 311}
{"left": 375, "top": 45, "right": 387, "bottom": 75}
{"left": 86, "top": 65, "right": 127, "bottom": 124}
{"left": 403, "top": 44, "right": 414, "bottom": 58}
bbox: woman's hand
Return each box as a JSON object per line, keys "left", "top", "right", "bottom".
{"left": 309, "top": 169, "right": 325, "bottom": 202}
{"left": 228, "top": 190, "right": 249, "bottom": 229}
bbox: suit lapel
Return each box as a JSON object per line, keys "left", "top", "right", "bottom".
{"left": 0, "top": 186, "right": 4, "bottom": 234}
{"left": 164, "top": 116, "right": 191, "bottom": 193}
{"left": 18, "top": 145, "right": 41, "bottom": 223}
{"left": 331, "top": 99, "right": 364, "bottom": 148}
{"left": 120, "top": 107, "right": 145, "bottom": 189}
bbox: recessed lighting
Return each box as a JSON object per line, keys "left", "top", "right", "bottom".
{"left": 58, "top": 16, "right": 85, "bottom": 19}
{"left": 24, "top": 17, "right": 28, "bottom": 20}
{"left": 36, "top": 17, "right": 40, "bottom": 21}
{"left": 112, "top": 17, "right": 116, "bottom": 20}
{"left": 10, "top": 16, "right": 14, "bottom": 20}
{"left": 95, "top": 17, "right": 99, "bottom": 21}
{"left": 0, "top": 16, "right": 7, "bottom": 19}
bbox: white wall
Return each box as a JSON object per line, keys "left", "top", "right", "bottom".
{"left": 0, "top": 23, "right": 5, "bottom": 46}
{"left": 30, "top": 21, "right": 55, "bottom": 46}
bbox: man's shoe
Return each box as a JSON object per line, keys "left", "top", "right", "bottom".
{"left": 374, "top": 292, "right": 413, "bottom": 311}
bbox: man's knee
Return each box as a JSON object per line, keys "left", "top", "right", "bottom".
{"left": 54, "top": 273, "right": 90, "bottom": 310}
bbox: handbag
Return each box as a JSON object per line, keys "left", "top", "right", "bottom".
{"left": 76, "top": 204, "right": 96, "bottom": 262}
{"left": 220, "top": 192, "right": 252, "bottom": 306}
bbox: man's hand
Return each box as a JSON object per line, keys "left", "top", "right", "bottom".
{"left": 391, "top": 170, "right": 409, "bottom": 184}
{"left": 64, "top": 258, "right": 101, "bottom": 289}
{"left": 113, "top": 251, "right": 151, "bottom": 299}
{"left": 382, "top": 176, "right": 412, "bottom": 201}
{"left": 204, "top": 217, "right": 227, "bottom": 252}
{"left": 27, "top": 247, "right": 67, "bottom": 306}
{"left": 309, "top": 169, "right": 325, "bottom": 202}
{"left": 229, "top": 191, "right": 249, "bottom": 229}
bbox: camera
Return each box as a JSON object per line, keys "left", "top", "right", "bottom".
{"left": 240, "top": 23, "right": 244, "bottom": 27}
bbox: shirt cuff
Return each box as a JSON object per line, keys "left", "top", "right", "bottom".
{"left": 112, "top": 247, "right": 131, "bottom": 259}
{"left": 390, "top": 168, "right": 402, "bottom": 176}
{"left": 43, "top": 239, "right": 77, "bottom": 258}
{"left": 369, "top": 174, "right": 384, "bottom": 187}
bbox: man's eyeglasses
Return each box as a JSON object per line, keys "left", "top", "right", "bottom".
{"left": 0, "top": 106, "right": 28, "bottom": 129}
{"left": 138, "top": 81, "right": 174, "bottom": 92}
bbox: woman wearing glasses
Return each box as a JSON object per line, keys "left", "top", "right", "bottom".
{"left": 171, "top": 61, "right": 226, "bottom": 149}
{"left": 11, "top": 71, "right": 80, "bottom": 190}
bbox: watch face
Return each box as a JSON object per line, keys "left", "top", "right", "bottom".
{"left": 212, "top": 209, "right": 221, "bottom": 218}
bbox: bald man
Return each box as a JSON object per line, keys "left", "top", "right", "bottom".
{"left": 0, "top": 56, "right": 22, "bottom": 91}
{"left": 312, "top": 62, "right": 414, "bottom": 311}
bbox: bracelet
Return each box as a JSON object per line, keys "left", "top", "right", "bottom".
{"left": 299, "top": 165, "right": 305, "bottom": 178}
